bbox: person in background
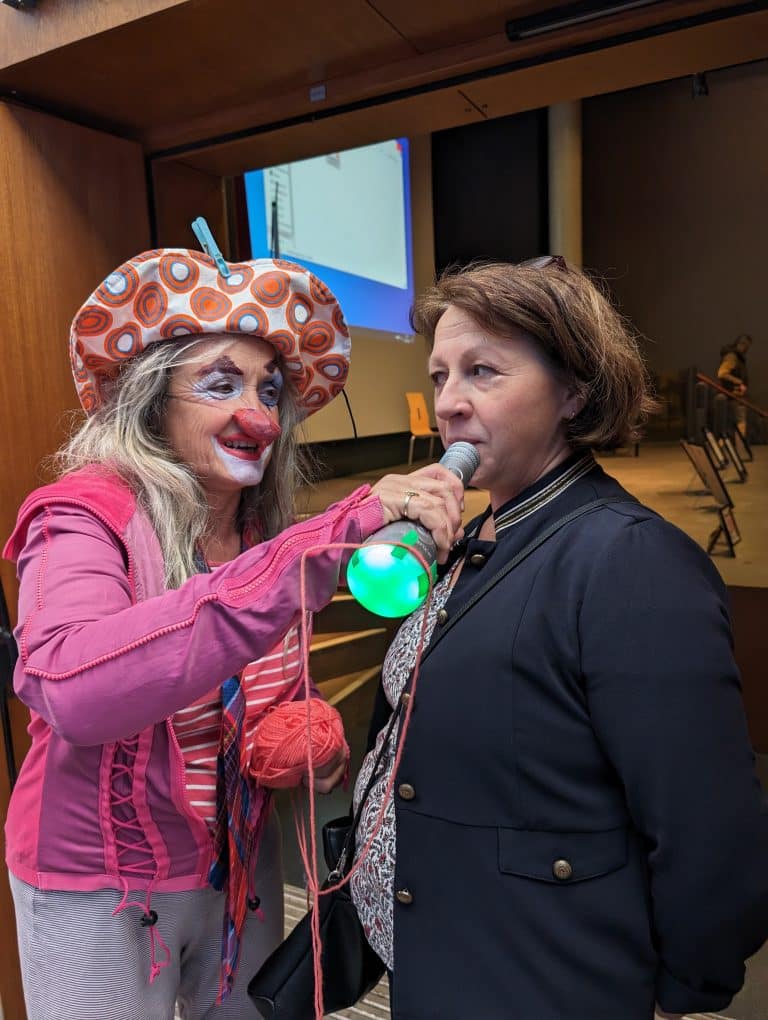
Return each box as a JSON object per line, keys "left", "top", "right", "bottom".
{"left": 350, "top": 258, "right": 768, "bottom": 1020}
{"left": 3, "top": 249, "right": 463, "bottom": 1020}
{"left": 718, "top": 332, "right": 753, "bottom": 436}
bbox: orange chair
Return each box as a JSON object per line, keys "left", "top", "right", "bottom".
{"left": 406, "top": 392, "right": 440, "bottom": 465}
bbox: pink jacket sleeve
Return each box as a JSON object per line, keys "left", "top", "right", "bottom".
{"left": 13, "top": 486, "right": 384, "bottom": 745}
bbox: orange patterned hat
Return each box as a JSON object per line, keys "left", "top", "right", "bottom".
{"left": 69, "top": 249, "right": 350, "bottom": 417}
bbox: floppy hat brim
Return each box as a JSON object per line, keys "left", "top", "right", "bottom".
{"left": 69, "top": 250, "right": 351, "bottom": 417}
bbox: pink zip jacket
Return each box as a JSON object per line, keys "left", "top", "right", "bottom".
{"left": 2, "top": 467, "right": 385, "bottom": 897}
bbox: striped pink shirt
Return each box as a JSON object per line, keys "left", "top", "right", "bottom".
{"left": 172, "top": 620, "right": 308, "bottom": 829}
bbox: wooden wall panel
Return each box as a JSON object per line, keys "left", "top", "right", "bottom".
{"left": 582, "top": 60, "right": 768, "bottom": 411}
{"left": 0, "top": 101, "right": 150, "bottom": 1019}
{"left": 432, "top": 109, "right": 548, "bottom": 271}
{"left": 0, "top": 0, "right": 187, "bottom": 69}
{"left": 152, "top": 159, "right": 229, "bottom": 253}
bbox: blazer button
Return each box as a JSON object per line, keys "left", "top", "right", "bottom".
{"left": 395, "top": 888, "right": 413, "bottom": 905}
{"left": 552, "top": 859, "right": 573, "bottom": 881}
{"left": 398, "top": 783, "right": 416, "bottom": 801}
{"left": 400, "top": 691, "right": 411, "bottom": 707}
{"left": 436, "top": 608, "right": 449, "bottom": 624}
{"left": 469, "top": 553, "right": 487, "bottom": 567}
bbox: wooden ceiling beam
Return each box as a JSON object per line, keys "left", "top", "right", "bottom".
{"left": 159, "top": 6, "right": 768, "bottom": 176}
{"left": 166, "top": 87, "right": 486, "bottom": 177}
{"left": 1, "top": 0, "right": 759, "bottom": 146}
{"left": 463, "top": 6, "right": 768, "bottom": 116}
{"left": 144, "top": 0, "right": 750, "bottom": 153}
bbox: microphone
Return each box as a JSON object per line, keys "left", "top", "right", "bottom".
{"left": 346, "top": 442, "right": 480, "bottom": 618}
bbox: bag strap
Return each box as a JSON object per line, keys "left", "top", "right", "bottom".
{"left": 421, "top": 497, "right": 637, "bottom": 661}
{"left": 329, "top": 696, "right": 404, "bottom": 878}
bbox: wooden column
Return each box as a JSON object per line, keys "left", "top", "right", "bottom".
{"left": 0, "top": 101, "right": 150, "bottom": 1019}
{"left": 548, "top": 100, "right": 583, "bottom": 267}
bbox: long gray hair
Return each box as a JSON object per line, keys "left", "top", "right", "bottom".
{"left": 53, "top": 335, "right": 315, "bottom": 588}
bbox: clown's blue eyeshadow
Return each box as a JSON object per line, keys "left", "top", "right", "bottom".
{"left": 191, "top": 370, "right": 244, "bottom": 401}
{"left": 259, "top": 368, "right": 283, "bottom": 408}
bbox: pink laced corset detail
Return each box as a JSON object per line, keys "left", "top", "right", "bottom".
{"left": 109, "top": 736, "right": 159, "bottom": 881}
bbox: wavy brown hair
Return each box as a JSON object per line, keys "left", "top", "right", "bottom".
{"left": 411, "top": 259, "right": 659, "bottom": 450}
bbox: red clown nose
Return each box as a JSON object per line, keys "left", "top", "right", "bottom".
{"left": 233, "top": 407, "right": 282, "bottom": 444}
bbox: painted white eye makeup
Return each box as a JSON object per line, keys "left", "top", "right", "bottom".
{"left": 192, "top": 369, "right": 244, "bottom": 402}
{"left": 188, "top": 360, "right": 284, "bottom": 409}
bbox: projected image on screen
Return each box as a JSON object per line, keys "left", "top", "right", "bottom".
{"left": 243, "top": 138, "right": 414, "bottom": 335}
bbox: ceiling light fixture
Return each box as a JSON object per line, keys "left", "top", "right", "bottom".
{"left": 506, "top": 0, "right": 666, "bottom": 40}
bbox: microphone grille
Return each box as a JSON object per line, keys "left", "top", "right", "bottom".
{"left": 440, "top": 442, "right": 480, "bottom": 484}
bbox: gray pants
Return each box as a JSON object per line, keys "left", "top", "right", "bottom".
{"left": 9, "top": 815, "right": 283, "bottom": 1020}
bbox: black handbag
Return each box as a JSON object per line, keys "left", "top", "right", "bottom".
{"left": 247, "top": 703, "right": 401, "bottom": 1019}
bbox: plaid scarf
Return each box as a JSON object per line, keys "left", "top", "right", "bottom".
{"left": 208, "top": 673, "right": 254, "bottom": 999}
{"left": 195, "top": 551, "right": 270, "bottom": 1001}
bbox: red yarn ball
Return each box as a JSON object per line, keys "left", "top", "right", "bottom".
{"left": 249, "top": 698, "right": 347, "bottom": 788}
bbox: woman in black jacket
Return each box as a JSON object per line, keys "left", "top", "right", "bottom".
{"left": 350, "top": 258, "right": 768, "bottom": 1020}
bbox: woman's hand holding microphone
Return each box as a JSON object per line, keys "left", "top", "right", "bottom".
{"left": 370, "top": 463, "right": 466, "bottom": 564}
{"left": 248, "top": 455, "right": 470, "bottom": 797}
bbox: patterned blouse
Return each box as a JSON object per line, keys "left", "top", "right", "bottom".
{"left": 350, "top": 569, "right": 457, "bottom": 969}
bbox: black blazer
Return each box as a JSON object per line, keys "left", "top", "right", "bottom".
{"left": 365, "top": 462, "right": 768, "bottom": 1019}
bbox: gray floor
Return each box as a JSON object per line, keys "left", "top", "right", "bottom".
{"left": 283, "top": 442, "right": 768, "bottom": 1019}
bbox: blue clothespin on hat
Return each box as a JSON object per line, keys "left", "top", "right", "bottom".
{"left": 191, "top": 216, "right": 231, "bottom": 278}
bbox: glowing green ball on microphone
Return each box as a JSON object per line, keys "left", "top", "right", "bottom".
{"left": 347, "top": 443, "right": 479, "bottom": 617}
{"left": 346, "top": 522, "right": 437, "bottom": 618}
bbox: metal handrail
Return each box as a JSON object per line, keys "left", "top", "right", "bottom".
{"left": 696, "top": 372, "right": 768, "bottom": 419}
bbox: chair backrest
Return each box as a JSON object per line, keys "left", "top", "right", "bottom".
{"left": 405, "top": 392, "right": 434, "bottom": 437}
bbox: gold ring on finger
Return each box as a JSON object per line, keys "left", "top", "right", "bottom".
{"left": 402, "top": 490, "right": 419, "bottom": 517}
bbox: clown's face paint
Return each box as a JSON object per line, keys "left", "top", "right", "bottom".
{"left": 165, "top": 336, "right": 283, "bottom": 498}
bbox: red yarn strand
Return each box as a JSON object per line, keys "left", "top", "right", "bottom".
{"left": 291, "top": 541, "right": 436, "bottom": 1019}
